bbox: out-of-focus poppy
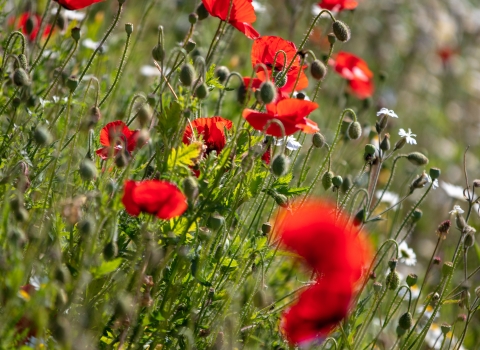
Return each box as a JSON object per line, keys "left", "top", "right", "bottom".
{"left": 96, "top": 121, "right": 142, "bottom": 160}
{"left": 183, "top": 117, "right": 233, "bottom": 155}
{"left": 437, "top": 47, "right": 457, "bottom": 65}
{"left": 55, "top": 0, "right": 103, "bottom": 10}
{"left": 122, "top": 180, "right": 188, "bottom": 220}
{"left": 317, "top": 0, "right": 358, "bottom": 11}
{"left": 242, "top": 98, "right": 318, "bottom": 137}
{"left": 9, "top": 13, "right": 52, "bottom": 42}
{"left": 202, "top": 0, "right": 260, "bottom": 39}
{"left": 330, "top": 52, "right": 374, "bottom": 99}
{"left": 251, "top": 36, "right": 308, "bottom": 93}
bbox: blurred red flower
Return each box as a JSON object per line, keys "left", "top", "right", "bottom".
{"left": 330, "top": 52, "right": 374, "bottom": 99}
{"left": 317, "top": 0, "right": 358, "bottom": 11}
{"left": 276, "top": 200, "right": 371, "bottom": 345}
{"left": 251, "top": 36, "right": 309, "bottom": 93}
{"left": 122, "top": 180, "right": 188, "bottom": 220}
{"left": 183, "top": 117, "right": 233, "bottom": 155}
{"left": 96, "top": 121, "right": 142, "bottom": 160}
{"left": 242, "top": 98, "right": 318, "bottom": 137}
{"left": 202, "top": 0, "right": 260, "bottom": 39}
{"left": 9, "top": 13, "right": 52, "bottom": 42}
{"left": 55, "top": 0, "right": 103, "bottom": 10}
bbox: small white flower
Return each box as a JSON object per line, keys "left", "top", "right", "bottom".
{"left": 252, "top": 1, "right": 266, "bottom": 13}
{"left": 82, "top": 38, "right": 107, "bottom": 52}
{"left": 140, "top": 65, "right": 161, "bottom": 77}
{"left": 449, "top": 205, "right": 465, "bottom": 215}
{"left": 426, "top": 175, "right": 439, "bottom": 189}
{"left": 275, "top": 136, "right": 302, "bottom": 151}
{"left": 398, "top": 128, "right": 417, "bottom": 145}
{"left": 398, "top": 241, "right": 417, "bottom": 266}
{"left": 440, "top": 181, "right": 465, "bottom": 200}
{"left": 377, "top": 107, "right": 398, "bottom": 118}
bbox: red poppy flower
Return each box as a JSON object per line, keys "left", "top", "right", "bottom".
{"left": 9, "top": 13, "right": 52, "bottom": 41}
{"left": 317, "top": 0, "right": 358, "bottom": 11}
{"left": 122, "top": 180, "right": 188, "bottom": 220}
{"left": 330, "top": 52, "right": 374, "bottom": 99}
{"left": 96, "top": 121, "right": 142, "bottom": 160}
{"left": 242, "top": 98, "right": 319, "bottom": 137}
{"left": 183, "top": 117, "right": 233, "bottom": 154}
{"left": 251, "top": 36, "right": 309, "bottom": 93}
{"left": 202, "top": 0, "right": 260, "bottom": 39}
{"left": 55, "top": 0, "right": 103, "bottom": 10}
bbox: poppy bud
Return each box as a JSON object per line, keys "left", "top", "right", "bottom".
{"left": 114, "top": 151, "right": 129, "bottom": 168}
{"left": 327, "top": 33, "right": 336, "bottom": 45}
{"left": 33, "top": 126, "right": 52, "bottom": 145}
{"left": 310, "top": 59, "right": 327, "bottom": 80}
{"left": 136, "top": 129, "right": 150, "bottom": 148}
{"left": 380, "top": 133, "right": 390, "bottom": 151}
{"left": 321, "top": 170, "right": 333, "bottom": 190}
{"left": 71, "top": 27, "right": 81, "bottom": 42}
{"left": 259, "top": 81, "right": 277, "bottom": 104}
{"left": 332, "top": 175, "right": 343, "bottom": 188}
{"left": 273, "top": 70, "right": 287, "bottom": 88}
{"left": 196, "top": 3, "right": 209, "bottom": 20}
{"left": 373, "top": 281, "right": 382, "bottom": 293}
{"left": 195, "top": 82, "right": 209, "bottom": 99}
{"left": 347, "top": 121, "right": 362, "bottom": 140}
{"left": 388, "top": 259, "right": 398, "bottom": 271}
{"left": 398, "top": 312, "right": 413, "bottom": 330}
{"left": 296, "top": 92, "right": 306, "bottom": 100}
{"left": 185, "top": 39, "right": 196, "bottom": 53}
{"left": 407, "top": 152, "right": 429, "bottom": 166}
{"left": 273, "top": 193, "right": 289, "bottom": 208}
{"left": 18, "top": 54, "right": 28, "bottom": 70}
{"left": 386, "top": 270, "right": 400, "bottom": 290}
{"left": 412, "top": 208, "right": 422, "bottom": 221}
{"left": 207, "top": 213, "right": 225, "bottom": 231}
{"left": 55, "top": 265, "right": 71, "bottom": 285}
{"left": 13, "top": 68, "right": 30, "bottom": 86}
{"left": 406, "top": 273, "right": 418, "bottom": 287}
{"left": 271, "top": 154, "right": 290, "bottom": 177}
{"left": 364, "top": 144, "right": 376, "bottom": 156}
{"left": 332, "top": 20, "right": 351, "bottom": 42}
{"left": 241, "top": 155, "right": 254, "bottom": 173}
{"left": 261, "top": 222, "right": 272, "bottom": 235}
{"left": 353, "top": 208, "right": 365, "bottom": 226}
{"left": 442, "top": 261, "right": 454, "bottom": 277}
{"left": 152, "top": 44, "right": 166, "bottom": 61}
{"left": 103, "top": 241, "right": 118, "bottom": 260}
{"left": 79, "top": 159, "right": 97, "bottom": 181}
{"left": 52, "top": 317, "right": 71, "bottom": 346}
{"left": 179, "top": 63, "right": 195, "bottom": 86}
{"left": 429, "top": 167, "right": 441, "bottom": 180}
{"left": 188, "top": 13, "right": 198, "bottom": 25}
{"left": 237, "top": 83, "right": 247, "bottom": 105}
{"left": 90, "top": 105, "right": 102, "bottom": 123}
{"left": 396, "top": 325, "right": 407, "bottom": 337}
{"left": 125, "top": 23, "right": 133, "bottom": 35}
{"left": 66, "top": 76, "right": 78, "bottom": 92}
{"left": 341, "top": 175, "right": 352, "bottom": 193}
{"left": 312, "top": 132, "right": 325, "bottom": 148}
{"left": 12, "top": 97, "right": 21, "bottom": 109}
{"left": 183, "top": 176, "right": 199, "bottom": 202}
{"left": 215, "top": 66, "right": 230, "bottom": 84}
{"left": 78, "top": 218, "right": 93, "bottom": 235}
{"left": 375, "top": 116, "right": 388, "bottom": 134}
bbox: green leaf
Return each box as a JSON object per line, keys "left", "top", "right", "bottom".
{"left": 157, "top": 100, "right": 182, "bottom": 139}
{"left": 167, "top": 142, "right": 202, "bottom": 171}
{"left": 92, "top": 258, "right": 122, "bottom": 278}
{"left": 273, "top": 173, "right": 293, "bottom": 188}
{"left": 276, "top": 186, "right": 309, "bottom": 197}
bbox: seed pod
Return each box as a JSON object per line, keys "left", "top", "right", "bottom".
{"left": 388, "top": 259, "right": 398, "bottom": 271}
{"left": 261, "top": 222, "right": 272, "bottom": 235}
{"left": 179, "top": 63, "right": 195, "bottom": 86}
{"left": 327, "top": 33, "right": 336, "bottom": 45}
{"left": 464, "top": 233, "right": 475, "bottom": 248}
{"left": 407, "top": 152, "right": 429, "bottom": 166}
{"left": 185, "top": 39, "right": 196, "bottom": 53}
{"left": 188, "top": 13, "right": 198, "bottom": 25}
{"left": 430, "top": 167, "right": 441, "bottom": 180}
{"left": 66, "top": 76, "right": 78, "bottom": 92}
{"left": 347, "top": 121, "right": 362, "bottom": 140}
{"left": 441, "top": 323, "right": 452, "bottom": 334}
{"left": 322, "top": 171, "right": 334, "bottom": 190}
{"left": 125, "top": 23, "right": 133, "bottom": 35}
{"left": 396, "top": 325, "right": 407, "bottom": 337}
{"left": 259, "top": 81, "right": 277, "bottom": 104}
{"left": 13, "top": 68, "right": 30, "bottom": 86}
{"left": 196, "top": 3, "right": 209, "bottom": 20}
{"left": 406, "top": 273, "right": 418, "bottom": 287}
{"left": 207, "top": 213, "right": 225, "bottom": 231}
{"left": 312, "top": 132, "right": 325, "bottom": 148}
{"left": 273, "top": 193, "right": 289, "bottom": 208}
{"left": 183, "top": 176, "right": 199, "bottom": 202}
{"left": 373, "top": 281, "right": 382, "bottom": 293}
{"left": 386, "top": 270, "right": 400, "bottom": 290}
{"left": 442, "top": 261, "right": 454, "bottom": 277}
{"left": 215, "top": 66, "right": 230, "bottom": 84}
{"left": 398, "top": 312, "right": 412, "bottom": 330}
{"left": 332, "top": 20, "right": 351, "bottom": 42}
{"left": 71, "top": 27, "right": 81, "bottom": 42}
{"left": 195, "top": 82, "right": 209, "bottom": 99}
{"left": 79, "top": 159, "right": 97, "bottom": 181}
{"left": 271, "top": 154, "right": 290, "bottom": 177}
{"left": 332, "top": 175, "right": 343, "bottom": 188}
{"left": 296, "top": 92, "right": 306, "bottom": 100}
{"left": 33, "top": 126, "right": 52, "bottom": 146}
{"left": 341, "top": 175, "right": 352, "bottom": 193}
{"left": 364, "top": 144, "right": 377, "bottom": 156}
{"left": 310, "top": 59, "right": 327, "bottom": 80}
{"left": 152, "top": 44, "right": 166, "bottom": 61}
{"left": 412, "top": 208, "right": 423, "bottom": 221}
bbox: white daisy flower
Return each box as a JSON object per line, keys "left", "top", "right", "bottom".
{"left": 398, "top": 241, "right": 417, "bottom": 266}
{"left": 398, "top": 128, "right": 417, "bottom": 145}
{"left": 449, "top": 205, "right": 465, "bottom": 215}
{"left": 440, "top": 181, "right": 465, "bottom": 201}
{"left": 377, "top": 107, "right": 398, "bottom": 118}
{"left": 275, "top": 136, "right": 302, "bottom": 151}
{"left": 424, "top": 323, "right": 465, "bottom": 350}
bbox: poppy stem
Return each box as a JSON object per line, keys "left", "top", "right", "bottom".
{"left": 205, "top": 19, "right": 225, "bottom": 65}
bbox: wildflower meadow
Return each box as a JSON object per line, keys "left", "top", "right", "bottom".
{"left": 1, "top": 0, "right": 480, "bottom": 349}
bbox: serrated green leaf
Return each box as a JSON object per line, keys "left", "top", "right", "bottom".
{"left": 92, "top": 258, "right": 122, "bottom": 278}
{"left": 158, "top": 100, "right": 182, "bottom": 139}
{"left": 273, "top": 173, "right": 293, "bottom": 187}
{"left": 167, "top": 142, "right": 202, "bottom": 171}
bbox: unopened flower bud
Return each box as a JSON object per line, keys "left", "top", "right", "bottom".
{"left": 364, "top": 144, "right": 376, "bottom": 156}
{"left": 78, "top": 218, "right": 93, "bottom": 235}
{"left": 241, "top": 155, "right": 254, "bottom": 173}
{"left": 310, "top": 59, "right": 327, "bottom": 80}
{"left": 185, "top": 39, "right": 196, "bottom": 53}
{"left": 237, "top": 83, "right": 247, "bottom": 105}
{"left": 464, "top": 233, "right": 475, "bottom": 248}
{"left": 79, "top": 159, "right": 97, "bottom": 181}
{"left": 456, "top": 215, "right": 466, "bottom": 230}
{"left": 312, "top": 132, "right": 325, "bottom": 148}
{"left": 259, "top": 81, "right": 277, "bottom": 104}
{"left": 388, "top": 259, "right": 398, "bottom": 271}
{"left": 195, "top": 82, "right": 209, "bottom": 99}
{"left": 89, "top": 106, "right": 102, "bottom": 125}
{"left": 398, "top": 312, "right": 413, "bottom": 330}
{"left": 103, "top": 241, "right": 118, "bottom": 260}
{"left": 433, "top": 256, "right": 441, "bottom": 265}
{"left": 406, "top": 274, "right": 418, "bottom": 287}
{"left": 179, "top": 63, "right": 195, "bottom": 87}
{"left": 386, "top": 270, "right": 400, "bottom": 290}
{"left": 394, "top": 137, "right": 407, "bottom": 151}
{"left": 13, "top": 68, "right": 30, "bottom": 86}
{"left": 271, "top": 154, "right": 290, "bottom": 177}
{"left": 207, "top": 213, "right": 225, "bottom": 231}
{"left": 457, "top": 314, "right": 467, "bottom": 322}
{"left": 273, "top": 70, "right": 287, "bottom": 88}
{"left": 332, "top": 175, "right": 343, "bottom": 188}
{"left": 183, "top": 176, "right": 199, "bottom": 202}
{"left": 353, "top": 208, "right": 365, "bottom": 226}
{"left": 373, "top": 281, "right": 382, "bottom": 293}
{"left": 137, "top": 104, "right": 152, "bottom": 128}
{"left": 188, "top": 13, "right": 198, "bottom": 25}
{"left": 33, "top": 126, "right": 52, "bottom": 145}
{"left": 261, "top": 222, "right": 272, "bottom": 235}
{"left": 215, "top": 66, "right": 229, "bottom": 84}
{"left": 152, "top": 44, "right": 165, "bottom": 61}
{"left": 341, "top": 175, "right": 352, "bottom": 193}
{"left": 136, "top": 129, "right": 150, "bottom": 148}
{"left": 12, "top": 97, "right": 21, "bottom": 109}
{"left": 430, "top": 168, "right": 441, "bottom": 180}
{"left": 125, "top": 23, "right": 133, "bottom": 35}
{"left": 380, "top": 133, "right": 391, "bottom": 151}
{"left": 376, "top": 116, "right": 388, "bottom": 134}
{"left": 442, "top": 261, "right": 454, "bottom": 277}
{"left": 71, "top": 27, "right": 81, "bottom": 41}
{"left": 327, "top": 33, "right": 336, "bottom": 45}
{"left": 407, "top": 152, "right": 429, "bottom": 166}
{"left": 196, "top": 3, "right": 209, "bottom": 20}
{"left": 347, "top": 121, "right": 362, "bottom": 140}
{"left": 18, "top": 54, "right": 28, "bottom": 70}
{"left": 322, "top": 170, "right": 334, "bottom": 190}
{"left": 274, "top": 193, "right": 289, "bottom": 208}
{"left": 332, "top": 20, "right": 351, "bottom": 42}
{"left": 114, "top": 151, "right": 129, "bottom": 168}
{"left": 66, "top": 76, "right": 78, "bottom": 92}
{"left": 412, "top": 209, "right": 423, "bottom": 222}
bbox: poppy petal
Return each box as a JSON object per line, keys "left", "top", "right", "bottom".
{"left": 55, "top": 0, "right": 103, "bottom": 10}
{"left": 230, "top": 21, "right": 260, "bottom": 40}
{"left": 122, "top": 181, "right": 141, "bottom": 216}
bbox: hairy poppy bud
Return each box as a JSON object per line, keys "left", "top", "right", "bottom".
{"left": 322, "top": 170, "right": 334, "bottom": 190}
{"left": 125, "top": 23, "right": 133, "bottom": 35}
{"left": 188, "top": 13, "right": 198, "bottom": 25}
{"left": 25, "top": 16, "right": 35, "bottom": 35}
{"left": 380, "top": 133, "right": 391, "bottom": 151}
{"left": 364, "top": 144, "right": 376, "bottom": 156}
{"left": 215, "top": 66, "right": 230, "bottom": 84}
{"left": 274, "top": 193, "right": 289, "bottom": 208}
{"left": 398, "top": 312, "right": 413, "bottom": 330}
{"left": 310, "top": 59, "right": 327, "bottom": 80}
{"left": 13, "top": 68, "right": 30, "bottom": 86}
{"left": 341, "top": 175, "right": 352, "bottom": 193}
{"left": 406, "top": 273, "right": 418, "bottom": 287}
{"left": 273, "top": 70, "right": 287, "bottom": 88}
{"left": 103, "top": 241, "right": 118, "bottom": 260}
{"left": 152, "top": 44, "right": 165, "bottom": 61}
{"left": 430, "top": 167, "right": 441, "bottom": 180}
{"left": 79, "top": 159, "right": 97, "bottom": 181}
{"left": 271, "top": 154, "right": 290, "bottom": 177}
{"left": 312, "top": 132, "right": 325, "bottom": 148}
{"left": 71, "top": 27, "right": 81, "bottom": 42}
{"left": 259, "top": 81, "right": 277, "bottom": 104}
{"left": 407, "top": 152, "right": 429, "bottom": 166}
{"left": 353, "top": 208, "right": 365, "bottom": 226}
{"left": 347, "top": 121, "right": 362, "bottom": 140}
{"left": 196, "top": 3, "right": 209, "bottom": 20}
{"left": 183, "top": 176, "right": 199, "bottom": 202}
{"left": 34, "top": 126, "right": 52, "bottom": 145}
{"left": 241, "top": 155, "right": 254, "bottom": 173}
{"left": 135, "top": 105, "right": 152, "bottom": 128}
{"left": 66, "top": 76, "right": 78, "bottom": 92}
{"left": 332, "top": 175, "right": 343, "bottom": 188}
{"left": 195, "top": 82, "right": 209, "bottom": 99}
{"left": 332, "top": 20, "right": 351, "bottom": 42}
{"left": 261, "top": 222, "right": 272, "bottom": 235}
{"left": 207, "top": 213, "right": 225, "bottom": 231}
{"left": 179, "top": 63, "right": 195, "bottom": 86}
{"left": 442, "top": 261, "right": 454, "bottom": 277}
{"left": 78, "top": 218, "right": 93, "bottom": 235}
{"left": 386, "top": 270, "right": 400, "bottom": 290}
{"left": 412, "top": 208, "right": 422, "bottom": 221}
{"left": 18, "top": 54, "right": 28, "bottom": 70}
{"left": 114, "top": 151, "right": 129, "bottom": 168}
{"left": 136, "top": 129, "right": 150, "bottom": 148}
{"left": 237, "top": 83, "right": 247, "bottom": 105}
